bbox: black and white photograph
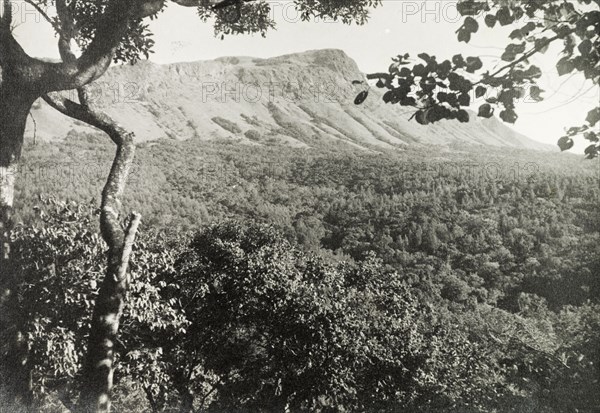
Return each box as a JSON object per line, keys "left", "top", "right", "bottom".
{"left": 0, "top": 0, "right": 599, "bottom": 412}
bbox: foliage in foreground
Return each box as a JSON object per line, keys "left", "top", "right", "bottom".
{"left": 360, "top": 0, "right": 600, "bottom": 156}
{"left": 4, "top": 199, "right": 599, "bottom": 412}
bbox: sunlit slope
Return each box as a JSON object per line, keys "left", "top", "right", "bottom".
{"left": 26, "top": 49, "right": 552, "bottom": 152}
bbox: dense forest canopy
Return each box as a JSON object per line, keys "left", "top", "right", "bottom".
{"left": 9, "top": 134, "right": 600, "bottom": 412}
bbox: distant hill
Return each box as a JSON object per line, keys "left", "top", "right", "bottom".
{"left": 26, "top": 49, "right": 553, "bottom": 152}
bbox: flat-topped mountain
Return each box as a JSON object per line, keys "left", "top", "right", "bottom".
{"left": 26, "top": 49, "right": 551, "bottom": 151}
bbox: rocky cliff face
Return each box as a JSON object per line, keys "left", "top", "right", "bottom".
{"left": 26, "top": 49, "right": 551, "bottom": 151}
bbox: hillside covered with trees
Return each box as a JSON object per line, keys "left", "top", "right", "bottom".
{"left": 9, "top": 134, "right": 600, "bottom": 412}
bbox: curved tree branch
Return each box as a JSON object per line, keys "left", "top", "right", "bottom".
{"left": 43, "top": 88, "right": 141, "bottom": 412}
{"left": 1, "top": 0, "right": 233, "bottom": 95}
{"left": 477, "top": 32, "right": 571, "bottom": 85}
{"left": 22, "top": 0, "right": 58, "bottom": 32}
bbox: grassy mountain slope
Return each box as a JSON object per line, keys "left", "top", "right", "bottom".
{"left": 25, "top": 49, "right": 552, "bottom": 151}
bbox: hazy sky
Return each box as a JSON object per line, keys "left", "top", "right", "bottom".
{"left": 11, "top": 0, "right": 599, "bottom": 150}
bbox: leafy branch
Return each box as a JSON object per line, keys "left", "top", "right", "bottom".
{"left": 355, "top": 0, "right": 599, "bottom": 157}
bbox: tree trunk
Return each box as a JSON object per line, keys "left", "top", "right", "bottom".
{"left": 172, "top": 368, "right": 194, "bottom": 413}
{"left": 77, "top": 211, "right": 140, "bottom": 413}
{"left": 180, "top": 390, "right": 195, "bottom": 413}
{"left": 77, "top": 140, "right": 140, "bottom": 412}
{"left": 0, "top": 81, "right": 36, "bottom": 408}
{"left": 44, "top": 90, "right": 141, "bottom": 413}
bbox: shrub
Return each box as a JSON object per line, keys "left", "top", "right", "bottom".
{"left": 244, "top": 129, "right": 261, "bottom": 141}
{"left": 211, "top": 117, "right": 242, "bottom": 134}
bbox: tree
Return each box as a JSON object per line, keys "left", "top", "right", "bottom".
{"left": 0, "top": 1, "right": 380, "bottom": 411}
{"left": 44, "top": 87, "right": 143, "bottom": 413}
{"left": 168, "top": 222, "right": 514, "bottom": 413}
{"left": 356, "top": 0, "right": 599, "bottom": 157}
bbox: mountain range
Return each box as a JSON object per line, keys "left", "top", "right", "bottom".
{"left": 26, "top": 49, "right": 552, "bottom": 152}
